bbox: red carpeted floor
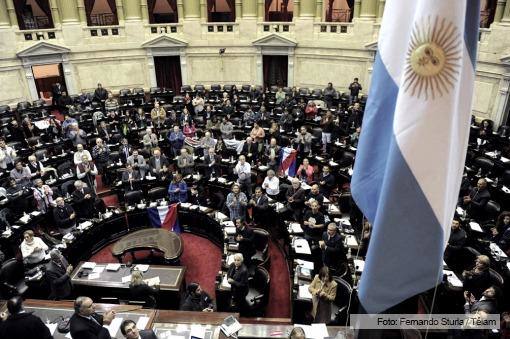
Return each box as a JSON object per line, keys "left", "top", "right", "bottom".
{"left": 88, "top": 232, "right": 291, "bottom": 318}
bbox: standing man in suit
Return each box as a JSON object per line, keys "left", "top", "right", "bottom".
{"left": 249, "top": 186, "right": 269, "bottom": 225}
{"left": 203, "top": 147, "right": 221, "bottom": 178}
{"left": 120, "top": 319, "right": 158, "bottom": 339}
{"left": 93, "top": 83, "right": 108, "bottom": 102}
{"left": 126, "top": 149, "right": 147, "bottom": 178}
{"left": 53, "top": 197, "right": 77, "bottom": 234}
{"left": 235, "top": 218, "right": 255, "bottom": 267}
{"left": 148, "top": 148, "right": 170, "bottom": 180}
{"left": 122, "top": 164, "right": 141, "bottom": 192}
{"left": 70, "top": 296, "right": 116, "bottom": 339}
{"left": 72, "top": 180, "right": 97, "bottom": 218}
{"left": 45, "top": 249, "right": 73, "bottom": 300}
{"left": 227, "top": 253, "right": 249, "bottom": 311}
{"left": 119, "top": 138, "right": 133, "bottom": 164}
{"left": 319, "top": 223, "right": 346, "bottom": 270}
{"left": 52, "top": 82, "right": 63, "bottom": 107}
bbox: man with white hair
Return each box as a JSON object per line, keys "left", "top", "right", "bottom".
{"left": 286, "top": 178, "right": 306, "bottom": 221}
{"left": 76, "top": 154, "right": 98, "bottom": 192}
{"left": 68, "top": 123, "right": 88, "bottom": 146}
{"left": 72, "top": 180, "right": 97, "bottom": 218}
{"left": 53, "top": 197, "right": 77, "bottom": 234}
{"left": 199, "top": 131, "right": 216, "bottom": 156}
{"left": 233, "top": 155, "right": 252, "bottom": 197}
{"left": 45, "top": 249, "right": 73, "bottom": 300}
{"left": 73, "top": 143, "right": 92, "bottom": 165}
{"left": 177, "top": 148, "right": 194, "bottom": 176}
{"left": 92, "top": 137, "right": 111, "bottom": 184}
{"left": 142, "top": 127, "right": 158, "bottom": 151}
{"left": 33, "top": 178, "right": 55, "bottom": 213}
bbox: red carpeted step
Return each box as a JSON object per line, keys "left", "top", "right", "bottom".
{"left": 266, "top": 241, "right": 291, "bottom": 318}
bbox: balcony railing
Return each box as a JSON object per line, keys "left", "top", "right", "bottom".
{"left": 203, "top": 22, "right": 238, "bottom": 34}
{"left": 16, "top": 28, "right": 58, "bottom": 42}
{"left": 148, "top": 23, "right": 182, "bottom": 35}
{"left": 258, "top": 22, "right": 294, "bottom": 34}
{"left": 84, "top": 25, "right": 123, "bottom": 37}
{"left": 314, "top": 22, "right": 354, "bottom": 35}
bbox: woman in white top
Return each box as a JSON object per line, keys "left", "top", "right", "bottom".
{"left": 262, "top": 169, "right": 280, "bottom": 199}
{"left": 21, "top": 230, "right": 48, "bottom": 265}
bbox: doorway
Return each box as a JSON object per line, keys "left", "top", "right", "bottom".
{"left": 154, "top": 56, "right": 182, "bottom": 93}
{"left": 263, "top": 55, "right": 288, "bottom": 88}
{"left": 32, "top": 63, "right": 67, "bottom": 104}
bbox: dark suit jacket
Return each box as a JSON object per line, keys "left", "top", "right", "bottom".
{"left": 252, "top": 194, "right": 269, "bottom": 212}
{"left": 45, "top": 257, "right": 72, "bottom": 299}
{"left": 203, "top": 153, "right": 221, "bottom": 177}
{"left": 464, "top": 269, "right": 492, "bottom": 300}
{"left": 237, "top": 226, "right": 255, "bottom": 262}
{"left": 70, "top": 313, "right": 110, "bottom": 339}
{"left": 148, "top": 156, "right": 170, "bottom": 173}
{"left": 140, "top": 329, "right": 158, "bottom": 339}
{"left": 52, "top": 83, "right": 62, "bottom": 97}
{"left": 227, "top": 263, "right": 249, "bottom": 299}
{"left": 72, "top": 186, "right": 95, "bottom": 218}
{"left": 465, "top": 298, "right": 498, "bottom": 314}
{"left": 53, "top": 204, "right": 76, "bottom": 230}
{"left": 286, "top": 187, "right": 306, "bottom": 209}
{"left": 322, "top": 232, "right": 346, "bottom": 268}
{"left": 122, "top": 170, "right": 141, "bottom": 183}
{"left": 0, "top": 312, "right": 52, "bottom": 339}
{"left": 129, "top": 283, "right": 159, "bottom": 308}
{"left": 241, "top": 142, "right": 259, "bottom": 161}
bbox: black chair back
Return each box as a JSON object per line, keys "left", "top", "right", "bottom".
{"left": 0, "top": 258, "right": 25, "bottom": 287}
{"left": 485, "top": 200, "right": 501, "bottom": 221}
{"left": 57, "top": 161, "right": 73, "bottom": 176}
{"left": 223, "top": 84, "right": 234, "bottom": 92}
{"left": 473, "top": 157, "right": 494, "bottom": 174}
{"left": 181, "top": 85, "right": 192, "bottom": 94}
{"left": 119, "top": 89, "right": 131, "bottom": 97}
{"left": 488, "top": 268, "right": 504, "bottom": 287}
{"left": 60, "top": 180, "right": 75, "bottom": 196}
{"left": 241, "top": 85, "right": 251, "bottom": 93}
{"left": 125, "top": 190, "right": 143, "bottom": 205}
{"left": 148, "top": 186, "right": 168, "bottom": 201}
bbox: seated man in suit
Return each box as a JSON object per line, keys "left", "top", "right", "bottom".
{"left": 203, "top": 147, "right": 221, "bottom": 178}
{"left": 45, "top": 249, "right": 73, "bottom": 300}
{"left": 122, "top": 164, "right": 141, "bottom": 192}
{"left": 464, "top": 286, "right": 500, "bottom": 315}
{"left": 72, "top": 180, "right": 97, "bottom": 219}
{"left": 120, "top": 319, "right": 158, "bottom": 339}
{"left": 461, "top": 178, "right": 491, "bottom": 220}
{"left": 248, "top": 186, "right": 269, "bottom": 225}
{"left": 70, "top": 296, "right": 116, "bottom": 339}
{"left": 319, "top": 223, "right": 347, "bottom": 271}
{"left": 148, "top": 148, "right": 170, "bottom": 180}
{"left": 126, "top": 149, "right": 147, "bottom": 178}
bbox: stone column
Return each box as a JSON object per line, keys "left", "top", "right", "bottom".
{"left": 315, "top": 0, "right": 323, "bottom": 20}
{"left": 0, "top": 0, "right": 11, "bottom": 26}
{"left": 501, "top": 0, "right": 510, "bottom": 22}
{"left": 493, "top": 75, "right": 510, "bottom": 126}
{"left": 353, "top": 0, "right": 361, "bottom": 18}
{"left": 77, "top": 0, "right": 87, "bottom": 24}
{"left": 141, "top": 0, "right": 148, "bottom": 22}
{"left": 58, "top": 0, "right": 79, "bottom": 23}
{"left": 257, "top": 0, "right": 264, "bottom": 20}
{"left": 235, "top": 0, "right": 241, "bottom": 20}
{"left": 376, "top": 0, "right": 385, "bottom": 20}
{"left": 115, "top": 0, "right": 126, "bottom": 23}
{"left": 49, "top": 0, "right": 61, "bottom": 24}
{"left": 123, "top": 0, "right": 142, "bottom": 21}
{"left": 242, "top": 0, "right": 257, "bottom": 17}
{"left": 494, "top": 0, "right": 506, "bottom": 22}
{"left": 359, "top": 0, "right": 377, "bottom": 20}
{"left": 294, "top": 0, "right": 300, "bottom": 18}
{"left": 177, "top": 0, "right": 184, "bottom": 22}
{"left": 199, "top": 0, "right": 206, "bottom": 21}
{"left": 299, "top": 0, "right": 315, "bottom": 17}
{"left": 182, "top": 0, "right": 200, "bottom": 19}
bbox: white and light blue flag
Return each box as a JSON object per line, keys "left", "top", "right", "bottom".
{"left": 351, "top": 0, "right": 480, "bottom": 314}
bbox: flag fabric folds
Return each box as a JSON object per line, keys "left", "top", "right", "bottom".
{"left": 148, "top": 203, "right": 182, "bottom": 233}
{"left": 351, "top": 0, "right": 480, "bottom": 314}
{"left": 280, "top": 147, "right": 297, "bottom": 177}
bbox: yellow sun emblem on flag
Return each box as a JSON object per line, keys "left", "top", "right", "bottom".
{"left": 403, "top": 16, "right": 462, "bottom": 100}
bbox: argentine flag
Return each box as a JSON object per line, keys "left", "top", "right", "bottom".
{"left": 351, "top": 0, "right": 480, "bottom": 314}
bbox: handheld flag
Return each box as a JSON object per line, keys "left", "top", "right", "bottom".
{"left": 148, "top": 203, "right": 182, "bottom": 233}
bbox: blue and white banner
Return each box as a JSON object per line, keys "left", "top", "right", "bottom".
{"left": 351, "top": 0, "right": 480, "bottom": 314}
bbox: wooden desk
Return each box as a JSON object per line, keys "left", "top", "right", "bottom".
{"left": 20, "top": 299, "right": 156, "bottom": 339}
{"left": 111, "top": 228, "right": 183, "bottom": 263}
{"left": 70, "top": 262, "right": 186, "bottom": 308}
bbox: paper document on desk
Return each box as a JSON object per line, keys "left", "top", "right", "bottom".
{"left": 88, "top": 272, "right": 101, "bottom": 280}
{"left": 82, "top": 262, "right": 96, "bottom": 270}
{"left": 136, "top": 316, "right": 150, "bottom": 330}
{"left": 190, "top": 324, "right": 206, "bottom": 339}
{"left": 135, "top": 264, "right": 149, "bottom": 272}
{"left": 296, "top": 259, "right": 314, "bottom": 270}
{"left": 298, "top": 285, "right": 312, "bottom": 299}
{"left": 45, "top": 323, "right": 57, "bottom": 335}
{"left": 144, "top": 276, "right": 160, "bottom": 286}
{"left": 221, "top": 275, "right": 231, "bottom": 289}
{"left": 105, "top": 263, "right": 121, "bottom": 271}
{"left": 121, "top": 275, "right": 132, "bottom": 283}
{"left": 345, "top": 235, "right": 358, "bottom": 247}
{"left": 92, "top": 266, "right": 105, "bottom": 274}
{"left": 224, "top": 226, "right": 236, "bottom": 235}
{"left": 105, "top": 317, "right": 123, "bottom": 338}
{"left": 289, "top": 223, "right": 303, "bottom": 233}
{"left": 456, "top": 206, "right": 465, "bottom": 215}
{"left": 444, "top": 270, "right": 463, "bottom": 288}
{"left": 293, "top": 238, "right": 311, "bottom": 254}
{"left": 469, "top": 221, "right": 483, "bottom": 233}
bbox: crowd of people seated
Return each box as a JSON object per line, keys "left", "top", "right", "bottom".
{"left": 0, "top": 77, "right": 509, "bottom": 335}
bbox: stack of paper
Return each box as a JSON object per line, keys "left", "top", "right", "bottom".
{"left": 105, "top": 263, "right": 121, "bottom": 271}
{"left": 224, "top": 226, "right": 236, "bottom": 235}
{"left": 293, "top": 238, "right": 311, "bottom": 255}
{"left": 221, "top": 275, "right": 231, "bottom": 289}
{"left": 295, "top": 324, "right": 329, "bottom": 339}
{"left": 444, "top": 270, "right": 463, "bottom": 288}
{"left": 469, "top": 221, "right": 483, "bottom": 233}
{"left": 289, "top": 223, "right": 303, "bottom": 233}
{"left": 135, "top": 264, "right": 149, "bottom": 272}
{"left": 104, "top": 317, "right": 123, "bottom": 338}
{"left": 298, "top": 285, "right": 312, "bottom": 299}
{"left": 296, "top": 259, "right": 314, "bottom": 270}
{"left": 144, "top": 276, "right": 160, "bottom": 286}
{"left": 82, "top": 262, "right": 96, "bottom": 269}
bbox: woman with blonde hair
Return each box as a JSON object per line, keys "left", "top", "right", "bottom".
{"left": 129, "top": 269, "right": 159, "bottom": 308}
